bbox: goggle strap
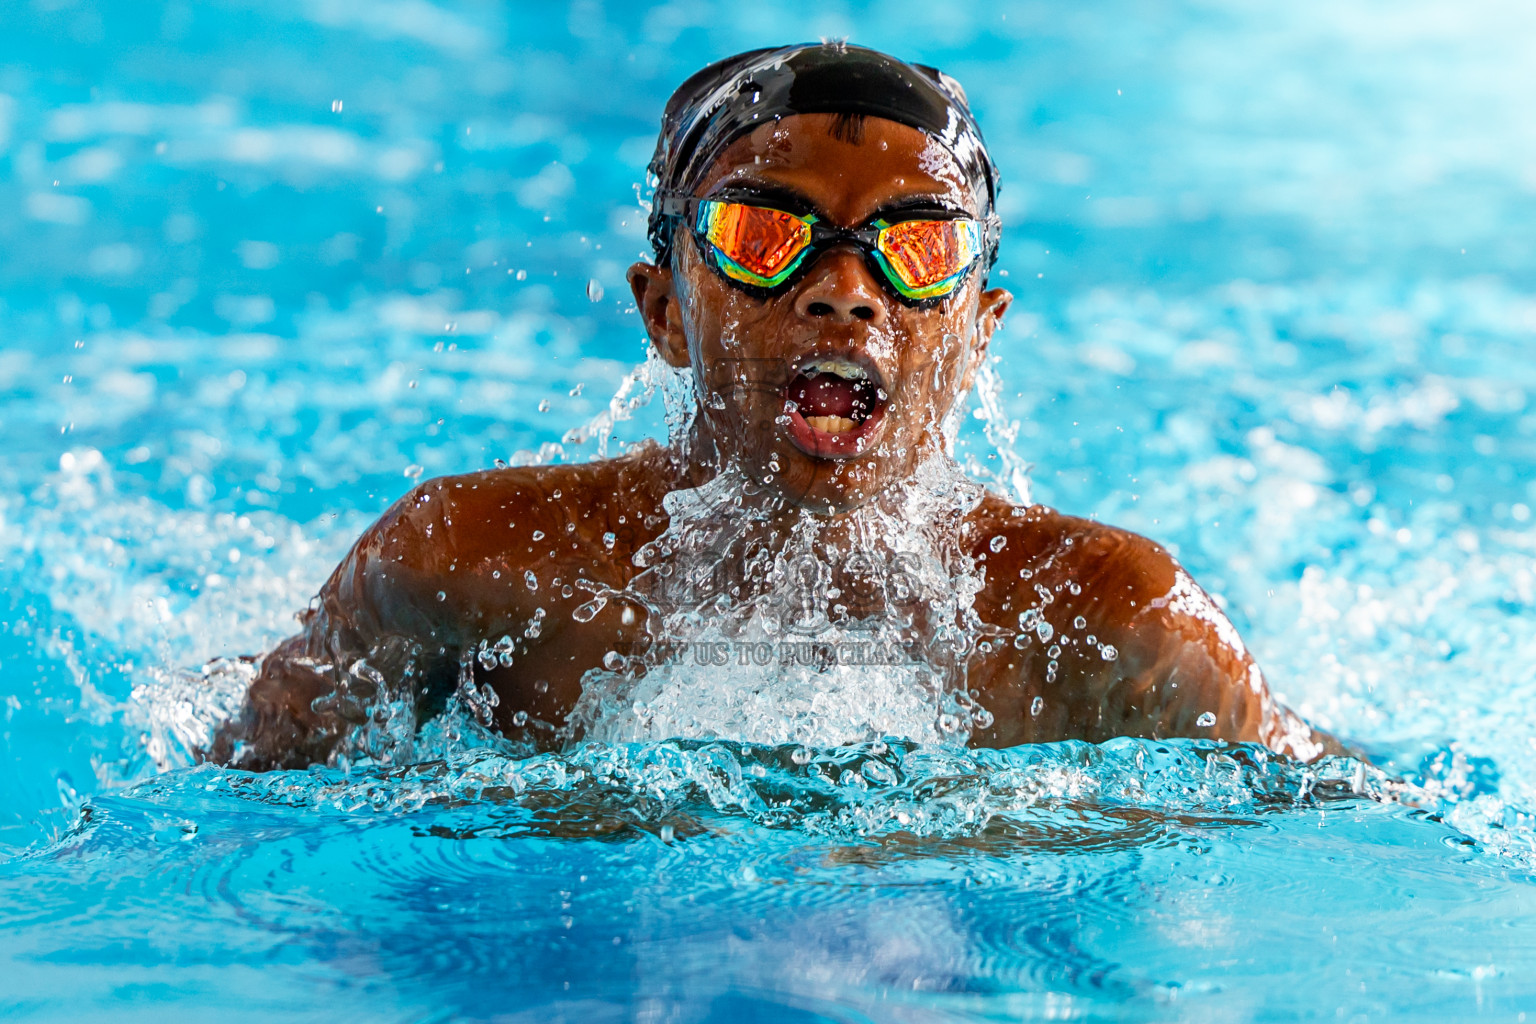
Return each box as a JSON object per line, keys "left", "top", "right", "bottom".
{"left": 658, "top": 194, "right": 694, "bottom": 220}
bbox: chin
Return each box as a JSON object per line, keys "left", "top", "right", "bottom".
{"left": 765, "top": 451, "right": 897, "bottom": 514}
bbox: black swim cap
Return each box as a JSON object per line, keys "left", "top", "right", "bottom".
{"left": 646, "top": 43, "right": 1001, "bottom": 269}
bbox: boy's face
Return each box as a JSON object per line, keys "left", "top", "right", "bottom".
{"left": 630, "top": 112, "right": 1012, "bottom": 513}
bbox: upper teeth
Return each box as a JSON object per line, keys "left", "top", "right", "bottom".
{"left": 801, "top": 358, "right": 867, "bottom": 381}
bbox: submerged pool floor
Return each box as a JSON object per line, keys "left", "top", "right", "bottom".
{"left": 6, "top": 1, "right": 1536, "bottom": 1020}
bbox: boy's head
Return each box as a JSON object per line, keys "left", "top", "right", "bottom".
{"left": 628, "top": 44, "right": 1012, "bottom": 513}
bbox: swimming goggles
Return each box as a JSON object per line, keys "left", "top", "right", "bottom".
{"left": 658, "top": 193, "right": 994, "bottom": 305}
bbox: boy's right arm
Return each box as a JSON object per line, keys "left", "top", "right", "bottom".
{"left": 208, "top": 480, "right": 470, "bottom": 770}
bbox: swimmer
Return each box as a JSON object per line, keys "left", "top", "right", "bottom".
{"left": 211, "top": 44, "right": 1340, "bottom": 769}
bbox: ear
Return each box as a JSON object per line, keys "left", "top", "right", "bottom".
{"left": 959, "top": 285, "right": 1012, "bottom": 391}
{"left": 628, "top": 261, "right": 689, "bottom": 369}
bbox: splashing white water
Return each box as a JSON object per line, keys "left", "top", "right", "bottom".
{"left": 569, "top": 455, "right": 995, "bottom": 746}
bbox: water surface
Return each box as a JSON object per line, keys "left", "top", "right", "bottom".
{"left": 5, "top": 1, "right": 1536, "bottom": 1020}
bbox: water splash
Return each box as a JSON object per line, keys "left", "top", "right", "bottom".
{"left": 91, "top": 737, "right": 1414, "bottom": 846}
{"left": 566, "top": 453, "right": 993, "bottom": 747}
{"left": 965, "top": 355, "right": 1032, "bottom": 505}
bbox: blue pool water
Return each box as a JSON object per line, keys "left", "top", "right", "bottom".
{"left": 6, "top": 1, "right": 1536, "bottom": 1019}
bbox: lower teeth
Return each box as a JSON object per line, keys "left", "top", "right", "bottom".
{"left": 805, "top": 414, "right": 857, "bottom": 434}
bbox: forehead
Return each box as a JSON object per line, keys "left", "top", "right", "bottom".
{"left": 693, "top": 112, "right": 977, "bottom": 224}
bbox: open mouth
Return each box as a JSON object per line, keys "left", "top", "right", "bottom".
{"left": 782, "top": 356, "right": 889, "bottom": 459}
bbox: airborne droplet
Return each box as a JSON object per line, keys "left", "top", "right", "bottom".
{"left": 572, "top": 596, "right": 607, "bottom": 622}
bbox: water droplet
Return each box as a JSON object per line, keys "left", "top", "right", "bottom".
{"left": 659, "top": 824, "right": 675, "bottom": 843}
{"left": 1074, "top": 615, "right": 1087, "bottom": 629}
{"left": 436, "top": 590, "right": 446, "bottom": 602}
{"left": 1196, "top": 711, "right": 1217, "bottom": 728}
{"left": 861, "top": 758, "right": 898, "bottom": 785}
{"left": 537, "top": 399, "right": 551, "bottom": 412}
{"left": 989, "top": 535, "right": 1007, "bottom": 552}
{"left": 1030, "top": 696, "right": 1044, "bottom": 716}
{"left": 515, "top": 268, "right": 527, "bottom": 281}
{"left": 524, "top": 570, "right": 538, "bottom": 591}
{"left": 403, "top": 464, "right": 424, "bottom": 480}
{"left": 534, "top": 679, "right": 549, "bottom": 694}
{"left": 586, "top": 279, "right": 604, "bottom": 302}
{"left": 1047, "top": 644, "right": 1061, "bottom": 659}
{"left": 790, "top": 746, "right": 812, "bottom": 766}
{"left": 512, "top": 710, "right": 529, "bottom": 726}
{"left": 572, "top": 596, "right": 607, "bottom": 622}
{"left": 569, "top": 382, "right": 585, "bottom": 397}
{"left": 602, "top": 531, "right": 616, "bottom": 549}
{"left": 602, "top": 651, "right": 624, "bottom": 671}
{"left": 532, "top": 530, "right": 545, "bottom": 541}
{"left": 1100, "top": 644, "right": 1118, "bottom": 661}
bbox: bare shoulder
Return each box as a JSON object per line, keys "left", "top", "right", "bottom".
{"left": 327, "top": 443, "right": 676, "bottom": 641}
{"left": 962, "top": 494, "right": 1184, "bottom": 634}
{"left": 961, "top": 494, "right": 1288, "bottom": 748}
{"left": 366, "top": 445, "right": 671, "bottom": 570}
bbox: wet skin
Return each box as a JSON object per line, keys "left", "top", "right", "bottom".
{"left": 216, "top": 114, "right": 1337, "bottom": 770}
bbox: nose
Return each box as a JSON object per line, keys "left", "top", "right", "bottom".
{"left": 793, "top": 248, "right": 887, "bottom": 326}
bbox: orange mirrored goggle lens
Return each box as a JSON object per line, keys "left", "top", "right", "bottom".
{"left": 698, "top": 201, "right": 813, "bottom": 287}
{"left": 874, "top": 218, "right": 983, "bottom": 300}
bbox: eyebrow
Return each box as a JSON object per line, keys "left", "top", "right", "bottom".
{"left": 705, "top": 174, "right": 977, "bottom": 223}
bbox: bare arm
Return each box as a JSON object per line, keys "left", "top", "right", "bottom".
{"left": 968, "top": 508, "right": 1344, "bottom": 760}
{"left": 208, "top": 481, "right": 467, "bottom": 770}
{"left": 208, "top": 459, "right": 660, "bottom": 770}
